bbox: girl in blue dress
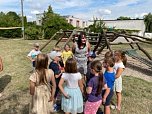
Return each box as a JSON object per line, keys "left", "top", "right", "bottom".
{"left": 59, "top": 58, "right": 83, "bottom": 114}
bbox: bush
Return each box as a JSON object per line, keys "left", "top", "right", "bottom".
{"left": 25, "top": 26, "right": 41, "bottom": 40}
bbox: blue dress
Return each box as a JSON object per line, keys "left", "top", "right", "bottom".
{"left": 61, "top": 72, "right": 83, "bottom": 113}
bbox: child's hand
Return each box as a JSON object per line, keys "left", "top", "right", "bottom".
{"left": 64, "top": 94, "right": 71, "bottom": 99}
{"left": 48, "top": 96, "right": 54, "bottom": 102}
{"left": 102, "top": 97, "right": 106, "bottom": 105}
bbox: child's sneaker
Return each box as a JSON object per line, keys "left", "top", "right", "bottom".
{"left": 110, "top": 105, "right": 116, "bottom": 109}
{"left": 53, "top": 104, "right": 60, "bottom": 112}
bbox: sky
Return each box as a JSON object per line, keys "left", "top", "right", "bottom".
{"left": 0, "top": 0, "right": 151, "bottom": 21}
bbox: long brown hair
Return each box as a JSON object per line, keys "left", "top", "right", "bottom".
{"left": 114, "top": 50, "right": 127, "bottom": 66}
{"left": 77, "top": 32, "right": 86, "bottom": 49}
{"left": 90, "top": 60, "right": 104, "bottom": 96}
{"left": 65, "top": 57, "right": 77, "bottom": 73}
{"left": 35, "top": 54, "right": 48, "bottom": 85}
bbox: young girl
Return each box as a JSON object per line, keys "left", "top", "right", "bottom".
{"left": 103, "top": 57, "right": 115, "bottom": 114}
{"left": 113, "top": 50, "right": 127, "bottom": 111}
{"left": 61, "top": 44, "right": 73, "bottom": 65}
{"left": 59, "top": 58, "right": 83, "bottom": 114}
{"left": 29, "top": 54, "right": 56, "bottom": 114}
{"left": 84, "top": 60, "right": 110, "bottom": 114}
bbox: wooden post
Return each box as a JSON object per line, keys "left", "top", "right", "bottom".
{"left": 124, "top": 36, "right": 134, "bottom": 49}
{"left": 40, "top": 32, "right": 57, "bottom": 51}
{"left": 64, "top": 30, "right": 76, "bottom": 47}
{"left": 55, "top": 33, "right": 65, "bottom": 46}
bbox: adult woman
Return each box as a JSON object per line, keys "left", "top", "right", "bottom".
{"left": 72, "top": 32, "right": 91, "bottom": 77}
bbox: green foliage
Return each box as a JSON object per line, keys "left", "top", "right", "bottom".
{"left": 87, "top": 20, "right": 105, "bottom": 33}
{"left": 117, "top": 16, "right": 131, "bottom": 20}
{"left": 42, "top": 5, "right": 74, "bottom": 39}
{"left": 144, "top": 13, "right": 152, "bottom": 32}
{"left": 0, "top": 11, "right": 22, "bottom": 38}
{"left": 25, "top": 24, "right": 42, "bottom": 40}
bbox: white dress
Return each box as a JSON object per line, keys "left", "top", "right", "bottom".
{"left": 61, "top": 72, "right": 83, "bottom": 114}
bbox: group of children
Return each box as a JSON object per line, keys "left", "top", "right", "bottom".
{"left": 28, "top": 42, "right": 127, "bottom": 114}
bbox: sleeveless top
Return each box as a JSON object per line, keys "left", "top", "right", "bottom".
{"left": 74, "top": 42, "right": 88, "bottom": 74}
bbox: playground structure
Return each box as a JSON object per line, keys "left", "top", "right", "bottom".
{"left": 40, "top": 29, "right": 152, "bottom": 68}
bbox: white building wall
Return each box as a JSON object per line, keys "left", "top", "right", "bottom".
{"left": 103, "top": 20, "right": 145, "bottom": 36}
{"left": 36, "top": 13, "right": 44, "bottom": 26}
{"left": 88, "top": 20, "right": 145, "bottom": 36}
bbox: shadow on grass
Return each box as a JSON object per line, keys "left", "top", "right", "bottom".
{"left": 0, "top": 75, "right": 11, "bottom": 93}
{"left": 0, "top": 88, "right": 30, "bottom": 114}
{"left": 127, "top": 63, "right": 152, "bottom": 76}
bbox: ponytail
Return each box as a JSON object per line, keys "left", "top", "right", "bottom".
{"left": 91, "top": 60, "right": 104, "bottom": 96}
{"left": 95, "top": 70, "right": 104, "bottom": 96}
{"left": 121, "top": 51, "right": 127, "bottom": 67}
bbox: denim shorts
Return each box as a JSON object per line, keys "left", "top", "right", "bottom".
{"left": 102, "top": 89, "right": 114, "bottom": 106}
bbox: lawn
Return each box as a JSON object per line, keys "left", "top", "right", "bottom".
{"left": 0, "top": 39, "right": 152, "bottom": 114}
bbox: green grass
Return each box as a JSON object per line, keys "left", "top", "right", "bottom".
{"left": 0, "top": 39, "right": 152, "bottom": 114}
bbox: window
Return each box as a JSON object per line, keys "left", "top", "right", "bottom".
{"left": 76, "top": 20, "right": 79, "bottom": 27}
{"left": 83, "top": 21, "right": 85, "bottom": 27}
{"left": 69, "top": 19, "right": 73, "bottom": 24}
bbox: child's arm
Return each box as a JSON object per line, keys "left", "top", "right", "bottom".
{"left": 78, "top": 79, "right": 84, "bottom": 93}
{"left": 54, "top": 73, "right": 62, "bottom": 78}
{"left": 115, "top": 68, "right": 124, "bottom": 78}
{"left": 49, "top": 72, "right": 56, "bottom": 101}
{"left": 27, "top": 56, "right": 34, "bottom": 61}
{"left": 27, "top": 51, "right": 34, "bottom": 61}
{"left": 86, "top": 86, "right": 92, "bottom": 94}
{"left": 102, "top": 84, "right": 110, "bottom": 104}
{"left": 58, "top": 78, "right": 70, "bottom": 98}
{"left": 29, "top": 80, "right": 35, "bottom": 95}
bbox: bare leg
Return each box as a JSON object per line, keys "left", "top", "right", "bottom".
{"left": 65, "top": 112, "right": 70, "bottom": 114}
{"left": 116, "top": 92, "right": 121, "bottom": 111}
{"left": 104, "top": 106, "right": 110, "bottom": 114}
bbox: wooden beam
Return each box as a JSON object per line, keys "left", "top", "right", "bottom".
{"left": 40, "top": 32, "right": 57, "bottom": 51}
{"left": 64, "top": 30, "right": 76, "bottom": 47}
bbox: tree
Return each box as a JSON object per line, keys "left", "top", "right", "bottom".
{"left": 117, "top": 16, "right": 131, "bottom": 20}
{"left": 0, "top": 11, "right": 22, "bottom": 38}
{"left": 87, "top": 19, "right": 105, "bottom": 33}
{"left": 42, "top": 5, "right": 74, "bottom": 39}
{"left": 144, "top": 13, "right": 152, "bottom": 32}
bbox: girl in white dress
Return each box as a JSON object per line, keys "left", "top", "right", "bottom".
{"left": 59, "top": 57, "right": 84, "bottom": 114}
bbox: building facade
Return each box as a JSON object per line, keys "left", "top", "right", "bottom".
{"left": 63, "top": 15, "right": 88, "bottom": 28}
{"left": 36, "top": 13, "right": 44, "bottom": 26}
